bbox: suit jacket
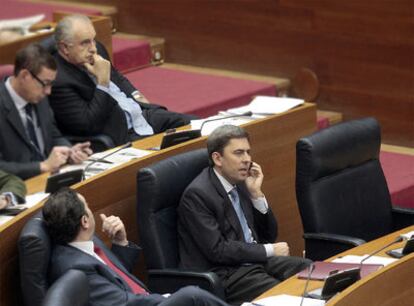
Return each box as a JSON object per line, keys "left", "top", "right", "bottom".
{"left": 178, "top": 167, "right": 278, "bottom": 275}
{"left": 0, "top": 170, "right": 26, "bottom": 202}
{"left": 48, "top": 238, "right": 166, "bottom": 306}
{"left": 0, "top": 82, "right": 70, "bottom": 179}
{"left": 49, "top": 43, "right": 161, "bottom": 146}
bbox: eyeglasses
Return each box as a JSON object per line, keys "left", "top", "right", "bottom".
{"left": 29, "top": 71, "right": 54, "bottom": 88}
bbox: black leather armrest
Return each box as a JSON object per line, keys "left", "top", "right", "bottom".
{"left": 303, "top": 232, "right": 366, "bottom": 261}
{"left": 392, "top": 206, "right": 414, "bottom": 231}
{"left": 148, "top": 269, "right": 225, "bottom": 299}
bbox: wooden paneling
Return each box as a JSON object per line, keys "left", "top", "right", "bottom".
{"left": 66, "top": 0, "right": 413, "bottom": 146}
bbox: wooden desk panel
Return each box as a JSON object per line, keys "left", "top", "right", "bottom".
{"left": 257, "top": 225, "right": 414, "bottom": 306}
{"left": 0, "top": 103, "right": 316, "bottom": 305}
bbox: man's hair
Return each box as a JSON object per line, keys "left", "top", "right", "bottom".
{"left": 14, "top": 43, "right": 56, "bottom": 76}
{"left": 207, "top": 125, "right": 250, "bottom": 166}
{"left": 42, "top": 187, "right": 86, "bottom": 245}
{"left": 55, "top": 14, "right": 92, "bottom": 44}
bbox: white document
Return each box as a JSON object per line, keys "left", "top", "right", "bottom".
{"left": 25, "top": 192, "right": 49, "bottom": 208}
{"left": 0, "top": 14, "right": 45, "bottom": 34}
{"left": 241, "top": 294, "right": 325, "bottom": 306}
{"left": 191, "top": 116, "right": 254, "bottom": 136}
{"left": 89, "top": 147, "right": 152, "bottom": 164}
{"left": 332, "top": 255, "right": 397, "bottom": 266}
{"left": 400, "top": 230, "right": 414, "bottom": 240}
{"left": 226, "top": 96, "right": 304, "bottom": 115}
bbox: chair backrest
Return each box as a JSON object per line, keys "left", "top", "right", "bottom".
{"left": 18, "top": 213, "right": 51, "bottom": 306}
{"left": 42, "top": 269, "right": 89, "bottom": 306}
{"left": 136, "top": 148, "right": 209, "bottom": 269}
{"left": 296, "top": 117, "right": 393, "bottom": 242}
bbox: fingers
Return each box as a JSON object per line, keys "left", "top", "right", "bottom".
{"left": 100, "top": 214, "right": 124, "bottom": 238}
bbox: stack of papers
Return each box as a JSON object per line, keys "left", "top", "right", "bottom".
{"left": 226, "top": 96, "right": 304, "bottom": 116}
{"left": 191, "top": 115, "right": 254, "bottom": 136}
{"left": 332, "top": 255, "right": 397, "bottom": 266}
{"left": 62, "top": 147, "right": 152, "bottom": 179}
{"left": 241, "top": 294, "right": 325, "bottom": 306}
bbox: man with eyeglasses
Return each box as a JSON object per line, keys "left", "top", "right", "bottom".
{"left": 0, "top": 43, "right": 92, "bottom": 179}
{"left": 49, "top": 14, "right": 196, "bottom": 147}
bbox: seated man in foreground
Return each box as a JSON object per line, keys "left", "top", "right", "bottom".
{"left": 178, "top": 125, "right": 311, "bottom": 305}
{"left": 43, "top": 188, "right": 230, "bottom": 306}
{"left": 0, "top": 43, "right": 92, "bottom": 179}
{"left": 49, "top": 14, "right": 196, "bottom": 146}
{"left": 0, "top": 170, "right": 26, "bottom": 209}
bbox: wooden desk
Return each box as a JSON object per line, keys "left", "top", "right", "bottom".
{"left": 257, "top": 225, "right": 414, "bottom": 306}
{"left": 0, "top": 103, "right": 316, "bottom": 305}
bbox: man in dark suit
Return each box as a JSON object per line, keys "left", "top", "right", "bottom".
{"left": 42, "top": 188, "right": 230, "bottom": 306}
{"left": 49, "top": 14, "right": 195, "bottom": 146}
{"left": 178, "top": 125, "right": 312, "bottom": 305}
{"left": 0, "top": 43, "right": 92, "bottom": 179}
{"left": 0, "top": 170, "right": 26, "bottom": 209}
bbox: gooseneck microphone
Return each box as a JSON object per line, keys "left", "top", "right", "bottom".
{"left": 199, "top": 111, "right": 253, "bottom": 133}
{"left": 359, "top": 236, "right": 404, "bottom": 270}
{"left": 82, "top": 142, "right": 132, "bottom": 180}
{"left": 300, "top": 263, "right": 315, "bottom": 306}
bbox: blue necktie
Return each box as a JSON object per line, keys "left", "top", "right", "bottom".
{"left": 24, "top": 104, "right": 44, "bottom": 161}
{"left": 229, "top": 187, "right": 253, "bottom": 243}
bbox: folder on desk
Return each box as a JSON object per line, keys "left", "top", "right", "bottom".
{"left": 297, "top": 261, "right": 382, "bottom": 280}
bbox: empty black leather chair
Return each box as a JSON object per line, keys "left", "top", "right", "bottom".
{"left": 136, "top": 148, "right": 225, "bottom": 299}
{"left": 296, "top": 117, "right": 414, "bottom": 260}
{"left": 42, "top": 269, "right": 89, "bottom": 306}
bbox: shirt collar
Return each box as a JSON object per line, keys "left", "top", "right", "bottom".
{"left": 69, "top": 240, "right": 95, "bottom": 257}
{"left": 5, "top": 77, "right": 29, "bottom": 111}
{"left": 213, "top": 168, "right": 235, "bottom": 194}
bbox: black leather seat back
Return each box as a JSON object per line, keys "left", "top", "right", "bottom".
{"left": 137, "top": 148, "right": 209, "bottom": 269}
{"left": 18, "top": 213, "right": 51, "bottom": 306}
{"left": 296, "top": 117, "right": 393, "bottom": 241}
{"left": 42, "top": 269, "right": 89, "bottom": 306}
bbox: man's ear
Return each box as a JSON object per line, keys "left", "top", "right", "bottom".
{"left": 80, "top": 215, "right": 89, "bottom": 230}
{"left": 58, "top": 41, "right": 70, "bottom": 56}
{"left": 211, "top": 152, "right": 222, "bottom": 167}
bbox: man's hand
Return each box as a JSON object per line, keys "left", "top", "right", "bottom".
{"left": 84, "top": 54, "right": 111, "bottom": 87}
{"left": 69, "top": 142, "right": 92, "bottom": 164}
{"left": 0, "top": 195, "right": 8, "bottom": 210}
{"left": 40, "top": 146, "right": 70, "bottom": 173}
{"left": 100, "top": 213, "right": 128, "bottom": 246}
{"left": 273, "top": 242, "right": 290, "bottom": 256}
{"left": 245, "top": 162, "right": 265, "bottom": 199}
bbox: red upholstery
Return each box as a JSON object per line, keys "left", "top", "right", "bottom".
{"left": 125, "top": 66, "right": 276, "bottom": 117}
{"left": 380, "top": 151, "right": 414, "bottom": 209}
{"left": 0, "top": 0, "right": 101, "bottom": 21}
{"left": 112, "top": 37, "right": 151, "bottom": 72}
{"left": 0, "top": 65, "right": 14, "bottom": 79}
{"left": 316, "top": 115, "right": 330, "bottom": 130}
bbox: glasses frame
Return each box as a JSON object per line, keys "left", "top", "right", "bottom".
{"left": 29, "top": 70, "right": 53, "bottom": 88}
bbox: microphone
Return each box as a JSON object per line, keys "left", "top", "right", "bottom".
{"left": 82, "top": 142, "right": 132, "bottom": 180}
{"left": 199, "top": 111, "right": 253, "bottom": 133}
{"left": 300, "top": 263, "right": 315, "bottom": 306}
{"left": 359, "top": 236, "right": 403, "bottom": 270}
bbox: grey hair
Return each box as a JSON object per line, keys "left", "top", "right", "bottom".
{"left": 207, "top": 125, "right": 249, "bottom": 166}
{"left": 54, "top": 14, "right": 92, "bottom": 44}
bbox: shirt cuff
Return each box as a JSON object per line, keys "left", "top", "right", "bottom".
{"left": 251, "top": 196, "right": 268, "bottom": 214}
{"left": 264, "top": 243, "right": 275, "bottom": 257}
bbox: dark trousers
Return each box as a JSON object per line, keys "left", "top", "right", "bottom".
{"left": 160, "top": 286, "right": 229, "bottom": 306}
{"left": 128, "top": 107, "right": 197, "bottom": 141}
{"left": 223, "top": 256, "right": 312, "bottom": 306}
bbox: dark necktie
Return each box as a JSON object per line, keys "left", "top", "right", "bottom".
{"left": 94, "top": 245, "right": 148, "bottom": 295}
{"left": 24, "top": 104, "right": 43, "bottom": 161}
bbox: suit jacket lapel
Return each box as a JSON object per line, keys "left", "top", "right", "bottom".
{"left": 209, "top": 168, "right": 246, "bottom": 241}
{"left": 93, "top": 238, "right": 149, "bottom": 291}
{"left": 0, "top": 83, "right": 33, "bottom": 149}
